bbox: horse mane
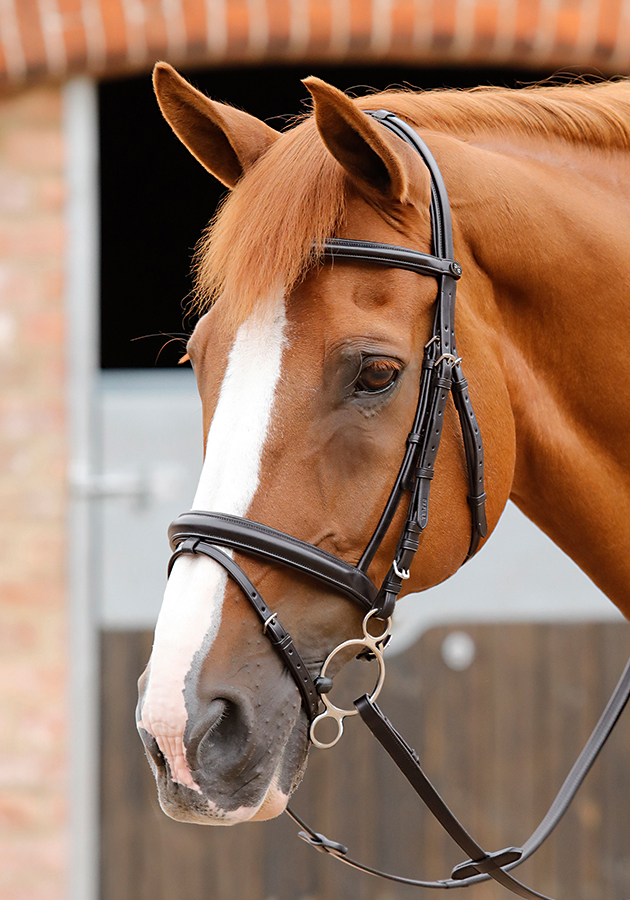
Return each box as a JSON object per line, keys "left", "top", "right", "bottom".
{"left": 194, "top": 78, "right": 630, "bottom": 332}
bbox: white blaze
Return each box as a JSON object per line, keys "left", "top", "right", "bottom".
{"left": 140, "top": 302, "right": 287, "bottom": 792}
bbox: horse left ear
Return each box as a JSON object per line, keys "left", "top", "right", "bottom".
{"left": 303, "top": 77, "right": 413, "bottom": 203}
{"left": 153, "top": 62, "right": 280, "bottom": 188}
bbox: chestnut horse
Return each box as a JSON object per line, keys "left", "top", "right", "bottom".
{"left": 137, "top": 63, "right": 630, "bottom": 827}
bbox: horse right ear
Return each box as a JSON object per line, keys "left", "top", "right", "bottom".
{"left": 153, "top": 63, "right": 280, "bottom": 188}
{"left": 304, "top": 76, "right": 412, "bottom": 203}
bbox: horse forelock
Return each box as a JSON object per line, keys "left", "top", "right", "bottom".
{"left": 193, "top": 78, "right": 630, "bottom": 334}
{"left": 193, "top": 116, "right": 347, "bottom": 334}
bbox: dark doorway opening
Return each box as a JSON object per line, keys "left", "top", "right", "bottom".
{"left": 99, "top": 63, "right": 549, "bottom": 369}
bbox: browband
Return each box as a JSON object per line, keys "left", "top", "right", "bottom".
{"left": 322, "top": 237, "right": 462, "bottom": 280}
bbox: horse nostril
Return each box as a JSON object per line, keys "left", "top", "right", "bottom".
{"left": 194, "top": 696, "right": 251, "bottom": 775}
{"left": 197, "top": 698, "right": 237, "bottom": 752}
{"left": 137, "top": 726, "right": 166, "bottom": 769}
{"left": 204, "top": 697, "right": 230, "bottom": 733}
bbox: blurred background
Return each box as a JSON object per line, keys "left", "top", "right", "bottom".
{"left": 1, "top": 2, "right": 630, "bottom": 899}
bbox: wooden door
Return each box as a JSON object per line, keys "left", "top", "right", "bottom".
{"left": 100, "top": 622, "right": 630, "bottom": 900}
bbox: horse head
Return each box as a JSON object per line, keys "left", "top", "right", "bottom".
{"left": 137, "top": 63, "right": 516, "bottom": 824}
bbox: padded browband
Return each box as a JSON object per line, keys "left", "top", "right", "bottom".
{"left": 322, "top": 238, "right": 462, "bottom": 280}
{"left": 168, "top": 511, "right": 378, "bottom": 611}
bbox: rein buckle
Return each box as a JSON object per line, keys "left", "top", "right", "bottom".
{"left": 393, "top": 559, "right": 410, "bottom": 580}
{"left": 451, "top": 847, "right": 523, "bottom": 880}
{"left": 297, "top": 831, "right": 348, "bottom": 856}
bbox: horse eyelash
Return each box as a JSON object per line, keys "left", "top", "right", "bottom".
{"left": 349, "top": 356, "right": 402, "bottom": 393}
{"left": 364, "top": 358, "right": 402, "bottom": 372}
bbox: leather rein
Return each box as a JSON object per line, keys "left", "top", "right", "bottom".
{"left": 167, "top": 111, "right": 630, "bottom": 899}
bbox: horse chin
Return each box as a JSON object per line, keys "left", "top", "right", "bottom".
{"left": 248, "top": 782, "right": 291, "bottom": 821}
{"left": 153, "top": 768, "right": 293, "bottom": 825}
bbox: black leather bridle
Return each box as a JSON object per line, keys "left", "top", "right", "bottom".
{"left": 167, "top": 111, "right": 630, "bottom": 899}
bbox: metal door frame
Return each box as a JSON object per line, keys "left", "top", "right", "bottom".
{"left": 64, "top": 76, "right": 100, "bottom": 900}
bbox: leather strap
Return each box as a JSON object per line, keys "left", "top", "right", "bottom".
{"left": 322, "top": 238, "right": 461, "bottom": 279}
{"left": 367, "top": 110, "right": 454, "bottom": 259}
{"left": 355, "top": 696, "right": 552, "bottom": 899}
{"left": 288, "top": 655, "right": 630, "bottom": 896}
{"left": 169, "top": 540, "right": 321, "bottom": 722}
{"left": 356, "top": 111, "right": 487, "bottom": 594}
{"left": 451, "top": 365, "right": 488, "bottom": 558}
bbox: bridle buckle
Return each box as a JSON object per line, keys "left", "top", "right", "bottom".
{"left": 393, "top": 559, "right": 410, "bottom": 580}
{"left": 434, "top": 352, "right": 462, "bottom": 367}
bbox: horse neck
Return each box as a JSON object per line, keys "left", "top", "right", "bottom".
{"left": 443, "top": 132, "right": 630, "bottom": 616}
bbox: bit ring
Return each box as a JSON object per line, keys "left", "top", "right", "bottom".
{"left": 310, "top": 610, "right": 392, "bottom": 749}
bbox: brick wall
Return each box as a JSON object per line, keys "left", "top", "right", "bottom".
{"left": 0, "top": 84, "right": 67, "bottom": 900}
{"left": 1, "top": 0, "right": 629, "bottom": 86}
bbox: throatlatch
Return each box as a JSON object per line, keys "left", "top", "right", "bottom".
{"left": 166, "top": 111, "right": 630, "bottom": 900}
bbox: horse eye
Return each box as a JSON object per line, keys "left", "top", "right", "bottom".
{"left": 355, "top": 360, "right": 400, "bottom": 394}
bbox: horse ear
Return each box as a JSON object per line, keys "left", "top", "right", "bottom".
{"left": 153, "top": 62, "right": 280, "bottom": 188}
{"left": 303, "top": 77, "right": 411, "bottom": 202}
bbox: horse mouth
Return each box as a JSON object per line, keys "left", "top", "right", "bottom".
{"left": 138, "top": 712, "right": 309, "bottom": 825}
{"left": 147, "top": 751, "right": 298, "bottom": 825}
{"left": 155, "top": 776, "right": 290, "bottom": 825}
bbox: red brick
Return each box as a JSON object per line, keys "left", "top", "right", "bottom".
{"left": 37, "top": 176, "right": 65, "bottom": 212}
{"left": 0, "top": 835, "right": 67, "bottom": 893}
{"left": 12, "top": 0, "right": 48, "bottom": 80}
{"left": 2, "top": 127, "right": 65, "bottom": 173}
{"left": 0, "top": 620, "right": 38, "bottom": 653}
{"left": 182, "top": 0, "right": 209, "bottom": 52}
{"left": 0, "top": 218, "right": 65, "bottom": 257}
{"left": 41, "top": 267, "right": 64, "bottom": 303}
{"left": 0, "top": 170, "right": 32, "bottom": 213}
{"left": 596, "top": 0, "right": 623, "bottom": 53}
{"left": 99, "top": 0, "right": 130, "bottom": 64}
{"left": 310, "top": 0, "right": 333, "bottom": 50}
{"left": 391, "top": 0, "right": 418, "bottom": 51}
{"left": 0, "top": 81, "right": 67, "bottom": 897}
{"left": 0, "top": 89, "right": 62, "bottom": 125}
{"left": 0, "top": 792, "right": 65, "bottom": 831}
{"left": 0, "top": 582, "right": 64, "bottom": 610}
{"left": 58, "top": 0, "right": 89, "bottom": 72}
{"left": 554, "top": 0, "right": 583, "bottom": 50}
{"left": 0, "top": 266, "right": 40, "bottom": 308}
{"left": 0, "top": 0, "right": 629, "bottom": 84}
{"left": 22, "top": 310, "right": 65, "bottom": 345}
{"left": 475, "top": 0, "right": 499, "bottom": 44}
{"left": 432, "top": 0, "right": 457, "bottom": 50}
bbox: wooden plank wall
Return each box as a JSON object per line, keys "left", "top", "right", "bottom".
{"left": 100, "top": 624, "right": 630, "bottom": 900}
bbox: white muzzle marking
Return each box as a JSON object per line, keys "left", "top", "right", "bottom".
{"left": 139, "top": 301, "right": 287, "bottom": 798}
